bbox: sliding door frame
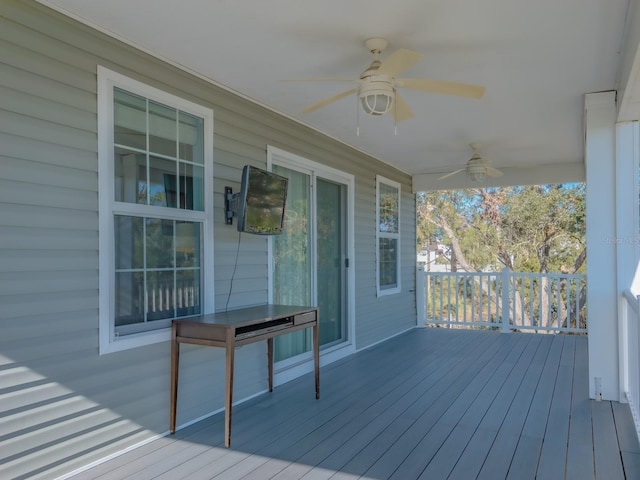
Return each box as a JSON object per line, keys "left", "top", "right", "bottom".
{"left": 267, "top": 146, "right": 356, "bottom": 385}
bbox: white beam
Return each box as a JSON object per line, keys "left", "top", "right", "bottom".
{"left": 617, "top": 0, "right": 640, "bottom": 122}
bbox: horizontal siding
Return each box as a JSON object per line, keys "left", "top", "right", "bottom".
{"left": 0, "top": 62, "right": 97, "bottom": 115}
{"left": 0, "top": 226, "right": 97, "bottom": 251}
{"left": 0, "top": 179, "right": 97, "bottom": 211}
{"left": 0, "top": 37, "right": 96, "bottom": 92}
{"left": 1, "top": 310, "right": 98, "bottom": 343}
{"left": 0, "top": 204, "right": 97, "bottom": 231}
{"left": 0, "top": 83, "right": 96, "bottom": 131}
{"left": 1, "top": 155, "right": 97, "bottom": 191}
{"left": 0, "top": 1, "right": 416, "bottom": 478}
{"left": 0, "top": 131, "right": 97, "bottom": 171}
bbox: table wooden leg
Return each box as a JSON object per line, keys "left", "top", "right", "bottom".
{"left": 267, "top": 337, "right": 274, "bottom": 392}
{"left": 224, "top": 333, "right": 235, "bottom": 448}
{"left": 170, "top": 325, "right": 179, "bottom": 434}
{"left": 313, "top": 321, "right": 320, "bottom": 399}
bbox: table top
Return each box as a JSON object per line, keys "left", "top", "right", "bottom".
{"left": 172, "top": 304, "right": 316, "bottom": 329}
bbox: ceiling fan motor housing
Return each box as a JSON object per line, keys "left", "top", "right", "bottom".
{"left": 467, "top": 156, "right": 487, "bottom": 182}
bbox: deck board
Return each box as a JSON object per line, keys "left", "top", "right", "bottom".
{"left": 536, "top": 336, "right": 575, "bottom": 479}
{"left": 68, "top": 329, "right": 640, "bottom": 480}
{"left": 566, "top": 335, "right": 594, "bottom": 480}
{"left": 592, "top": 401, "right": 626, "bottom": 479}
{"left": 612, "top": 401, "right": 640, "bottom": 480}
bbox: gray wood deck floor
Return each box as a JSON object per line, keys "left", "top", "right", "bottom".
{"left": 71, "top": 328, "right": 640, "bottom": 480}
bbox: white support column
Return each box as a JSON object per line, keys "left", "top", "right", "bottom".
{"left": 616, "top": 121, "right": 639, "bottom": 402}
{"left": 585, "top": 91, "right": 619, "bottom": 401}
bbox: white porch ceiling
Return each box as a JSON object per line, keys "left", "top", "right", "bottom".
{"left": 39, "top": 0, "right": 633, "bottom": 187}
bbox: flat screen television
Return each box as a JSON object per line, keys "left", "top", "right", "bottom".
{"left": 226, "top": 165, "right": 288, "bottom": 235}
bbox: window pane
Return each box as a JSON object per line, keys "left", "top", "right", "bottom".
{"left": 113, "top": 91, "right": 205, "bottom": 214}
{"left": 180, "top": 163, "right": 204, "bottom": 211}
{"left": 114, "top": 88, "right": 146, "bottom": 150}
{"left": 115, "top": 271, "right": 144, "bottom": 327}
{"left": 149, "top": 156, "right": 177, "bottom": 207}
{"left": 176, "top": 269, "right": 201, "bottom": 317}
{"left": 179, "top": 112, "right": 204, "bottom": 164}
{"left": 146, "top": 270, "right": 174, "bottom": 321}
{"left": 114, "top": 215, "right": 203, "bottom": 332}
{"left": 176, "top": 222, "right": 200, "bottom": 268}
{"left": 149, "top": 101, "right": 177, "bottom": 157}
{"left": 379, "top": 183, "right": 399, "bottom": 233}
{"left": 114, "top": 147, "right": 146, "bottom": 204}
{"left": 115, "top": 215, "right": 144, "bottom": 269}
{"left": 379, "top": 237, "right": 398, "bottom": 289}
{"left": 146, "top": 218, "right": 174, "bottom": 268}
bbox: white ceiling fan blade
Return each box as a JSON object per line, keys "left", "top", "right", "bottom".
{"left": 300, "top": 87, "right": 358, "bottom": 114}
{"left": 486, "top": 165, "right": 504, "bottom": 178}
{"left": 377, "top": 49, "right": 424, "bottom": 77}
{"left": 399, "top": 78, "right": 485, "bottom": 99}
{"left": 393, "top": 93, "right": 414, "bottom": 122}
{"left": 438, "top": 169, "right": 466, "bottom": 181}
{"left": 282, "top": 77, "right": 358, "bottom": 83}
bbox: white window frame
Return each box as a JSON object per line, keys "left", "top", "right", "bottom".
{"left": 376, "top": 175, "right": 401, "bottom": 296}
{"left": 97, "top": 66, "right": 214, "bottom": 354}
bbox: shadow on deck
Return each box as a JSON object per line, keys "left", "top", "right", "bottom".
{"left": 70, "top": 328, "right": 640, "bottom": 479}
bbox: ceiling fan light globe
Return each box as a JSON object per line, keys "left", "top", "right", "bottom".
{"left": 469, "top": 171, "right": 486, "bottom": 182}
{"left": 360, "top": 93, "right": 393, "bottom": 115}
{"left": 358, "top": 81, "right": 395, "bottom": 116}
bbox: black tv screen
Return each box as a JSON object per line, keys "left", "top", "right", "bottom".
{"left": 237, "top": 165, "right": 288, "bottom": 235}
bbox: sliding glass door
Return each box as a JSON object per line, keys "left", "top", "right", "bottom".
{"left": 316, "top": 178, "right": 346, "bottom": 347}
{"left": 271, "top": 163, "right": 348, "bottom": 362}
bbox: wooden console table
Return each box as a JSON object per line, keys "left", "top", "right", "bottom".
{"left": 170, "top": 304, "right": 319, "bottom": 447}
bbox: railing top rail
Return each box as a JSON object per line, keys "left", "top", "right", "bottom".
{"left": 510, "top": 271, "right": 586, "bottom": 280}
{"left": 420, "top": 271, "right": 499, "bottom": 276}
{"left": 421, "top": 270, "right": 585, "bottom": 279}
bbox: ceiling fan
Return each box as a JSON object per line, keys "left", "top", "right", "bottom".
{"left": 438, "top": 144, "right": 504, "bottom": 182}
{"left": 289, "top": 38, "right": 485, "bottom": 122}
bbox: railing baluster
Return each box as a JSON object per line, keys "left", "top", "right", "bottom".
{"left": 464, "top": 274, "right": 468, "bottom": 325}
{"left": 556, "top": 275, "right": 561, "bottom": 331}
{"left": 439, "top": 275, "right": 442, "bottom": 322}
{"left": 538, "top": 276, "right": 542, "bottom": 330}
{"left": 528, "top": 276, "right": 533, "bottom": 329}
{"left": 455, "top": 274, "right": 460, "bottom": 324}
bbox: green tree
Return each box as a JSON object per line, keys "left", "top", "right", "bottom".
{"left": 417, "top": 184, "right": 585, "bottom": 274}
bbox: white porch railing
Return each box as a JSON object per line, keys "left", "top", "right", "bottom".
{"left": 416, "top": 267, "right": 587, "bottom": 334}
{"left": 621, "top": 290, "right": 640, "bottom": 443}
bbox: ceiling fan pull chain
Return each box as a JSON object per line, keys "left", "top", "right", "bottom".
{"left": 394, "top": 97, "right": 398, "bottom": 136}
{"left": 356, "top": 95, "right": 360, "bottom": 136}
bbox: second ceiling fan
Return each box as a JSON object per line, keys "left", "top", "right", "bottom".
{"left": 438, "top": 144, "right": 504, "bottom": 182}
{"left": 291, "top": 37, "right": 485, "bottom": 121}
